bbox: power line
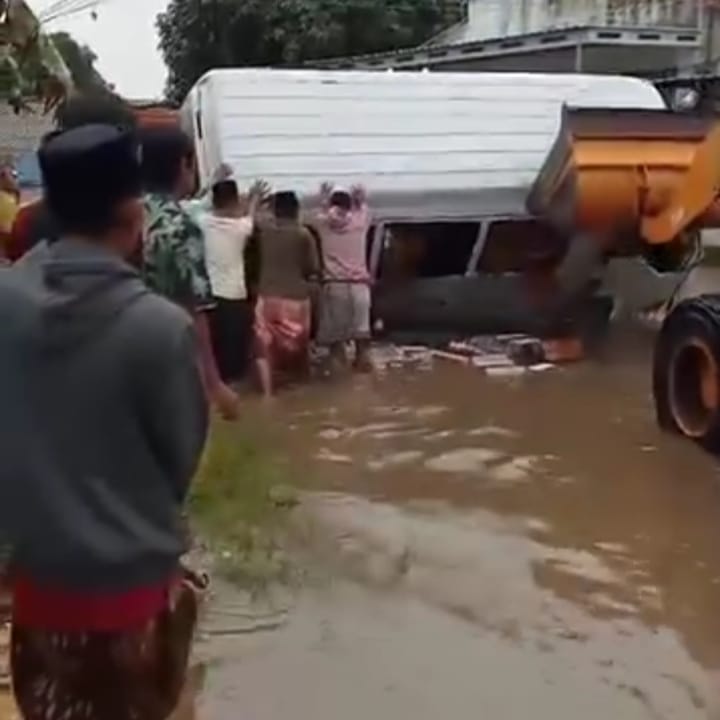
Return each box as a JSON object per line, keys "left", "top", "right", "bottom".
{"left": 36, "top": 0, "right": 72, "bottom": 17}
{"left": 38, "top": 0, "right": 87, "bottom": 21}
{"left": 40, "top": 0, "right": 106, "bottom": 24}
{"left": 42, "top": 1, "right": 97, "bottom": 23}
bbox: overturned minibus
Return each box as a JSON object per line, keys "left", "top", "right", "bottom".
{"left": 181, "top": 68, "right": 681, "bottom": 338}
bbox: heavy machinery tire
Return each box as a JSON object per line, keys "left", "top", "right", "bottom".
{"left": 653, "top": 294, "right": 720, "bottom": 452}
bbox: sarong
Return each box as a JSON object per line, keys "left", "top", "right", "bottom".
{"left": 11, "top": 571, "right": 207, "bottom": 720}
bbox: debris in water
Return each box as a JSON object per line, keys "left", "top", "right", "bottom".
{"left": 431, "top": 349, "right": 471, "bottom": 365}
{"left": 471, "top": 354, "right": 515, "bottom": 369}
{"left": 370, "top": 332, "right": 584, "bottom": 378}
{"left": 371, "top": 345, "right": 434, "bottom": 371}
{"left": 542, "top": 338, "right": 585, "bottom": 363}
{"left": 508, "top": 337, "right": 546, "bottom": 366}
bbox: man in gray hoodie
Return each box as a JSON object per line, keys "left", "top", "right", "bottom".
{"left": 0, "top": 124, "right": 208, "bottom": 720}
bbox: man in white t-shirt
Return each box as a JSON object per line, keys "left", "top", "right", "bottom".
{"left": 197, "top": 178, "right": 267, "bottom": 381}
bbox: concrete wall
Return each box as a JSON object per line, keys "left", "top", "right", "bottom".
{"left": 445, "top": 0, "right": 702, "bottom": 44}
{"left": 0, "top": 103, "right": 52, "bottom": 160}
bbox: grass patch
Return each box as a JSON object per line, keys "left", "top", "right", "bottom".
{"left": 190, "top": 419, "right": 299, "bottom": 589}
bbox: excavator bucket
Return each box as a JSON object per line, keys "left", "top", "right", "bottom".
{"left": 527, "top": 107, "right": 720, "bottom": 246}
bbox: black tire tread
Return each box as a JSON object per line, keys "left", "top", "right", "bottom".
{"left": 653, "top": 293, "right": 720, "bottom": 452}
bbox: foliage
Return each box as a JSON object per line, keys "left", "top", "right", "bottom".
{"left": 157, "top": 0, "right": 444, "bottom": 104}
{"left": 0, "top": 29, "right": 105, "bottom": 110}
{"left": 49, "top": 32, "right": 107, "bottom": 94}
{"left": 0, "top": 0, "right": 72, "bottom": 111}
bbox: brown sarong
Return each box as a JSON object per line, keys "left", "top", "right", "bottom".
{"left": 11, "top": 571, "right": 207, "bottom": 720}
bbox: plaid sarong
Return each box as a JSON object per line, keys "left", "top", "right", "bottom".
{"left": 11, "top": 570, "right": 207, "bottom": 720}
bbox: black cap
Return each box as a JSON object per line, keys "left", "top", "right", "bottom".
{"left": 39, "top": 124, "right": 142, "bottom": 234}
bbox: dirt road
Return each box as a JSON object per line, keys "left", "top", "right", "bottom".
{"left": 201, "top": 319, "right": 720, "bottom": 720}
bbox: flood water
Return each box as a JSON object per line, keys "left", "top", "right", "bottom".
{"left": 202, "top": 308, "right": 720, "bottom": 720}
{"left": 1, "top": 273, "right": 714, "bottom": 720}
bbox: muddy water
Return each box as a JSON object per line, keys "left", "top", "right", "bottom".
{"left": 203, "top": 322, "right": 720, "bottom": 720}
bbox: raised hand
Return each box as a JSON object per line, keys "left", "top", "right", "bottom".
{"left": 350, "top": 184, "right": 367, "bottom": 207}
{"left": 249, "top": 179, "right": 271, "bottom": 200}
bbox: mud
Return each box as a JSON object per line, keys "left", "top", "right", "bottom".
{"left": 200, "top": 307, "right": 720, "bottom": 720}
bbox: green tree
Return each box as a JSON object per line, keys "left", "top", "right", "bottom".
{"left": 157, "top": 0, "right": 444, "bottom": 104}
{"left": 49, "top": 32, "right": 106, "bottom": 93}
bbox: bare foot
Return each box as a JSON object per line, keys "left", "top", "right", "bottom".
{"left": 214, "top": 383, "right": 240, "bottom": 421}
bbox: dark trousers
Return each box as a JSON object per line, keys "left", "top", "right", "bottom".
{"left": 209, "top": 298, "right": 253, "bottom": 382}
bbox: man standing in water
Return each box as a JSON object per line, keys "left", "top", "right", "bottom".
{"left": 140, "top": 125, "right": 239, "bottom": 419}
{"left": 197, "top": 175, "right": 268, "bottom": 382}
{"left": 312, "top": 182, "right": 373, "bottom": 372}
{"left": 255, "top": 191, "right": 320, "bottom": 397}
{"left": 0, "top": 124, "right": 208, "bottom": 720}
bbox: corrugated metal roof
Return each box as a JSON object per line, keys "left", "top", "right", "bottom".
{"left": 192, "top": 69, "right": 665, "bottom": 220}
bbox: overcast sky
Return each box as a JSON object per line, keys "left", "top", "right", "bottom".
{"left": 32, "top": 0, "right": 170, "bottom": 99}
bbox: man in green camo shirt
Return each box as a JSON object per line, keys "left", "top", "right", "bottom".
{"left": 143, "top": 193, "right": 214, "bottom": 309}
{"left": 140, "top": 126, "right": 239, "bottom": 421}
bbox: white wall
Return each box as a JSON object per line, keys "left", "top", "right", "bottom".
{"left": 464, "top": 0, "right": 506, "bottom": 40}
{"left": 445, "top": 0, "right": 700, "bottom": 44}
{"left": 457, "top": 0, "right": 599, "bottom": 41}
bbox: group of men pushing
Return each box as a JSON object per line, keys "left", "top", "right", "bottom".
{"left": 0, "top": 93, "right": 373, "bottom": 720}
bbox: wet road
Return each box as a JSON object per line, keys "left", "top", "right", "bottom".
{"left": 202, "top": 318, "right": 720, "bottom": 720}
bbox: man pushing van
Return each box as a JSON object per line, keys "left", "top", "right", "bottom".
{"left": 311, "top": 182, "right": 373, "bottom": 373}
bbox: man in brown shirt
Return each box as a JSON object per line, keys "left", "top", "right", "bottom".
{"left": 254, "top": 191, "right": 320, "bottom": 397}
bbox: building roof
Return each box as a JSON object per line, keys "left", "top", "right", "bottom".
{"left": 310, "top": 23, "right": 700, "bottom": 72}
